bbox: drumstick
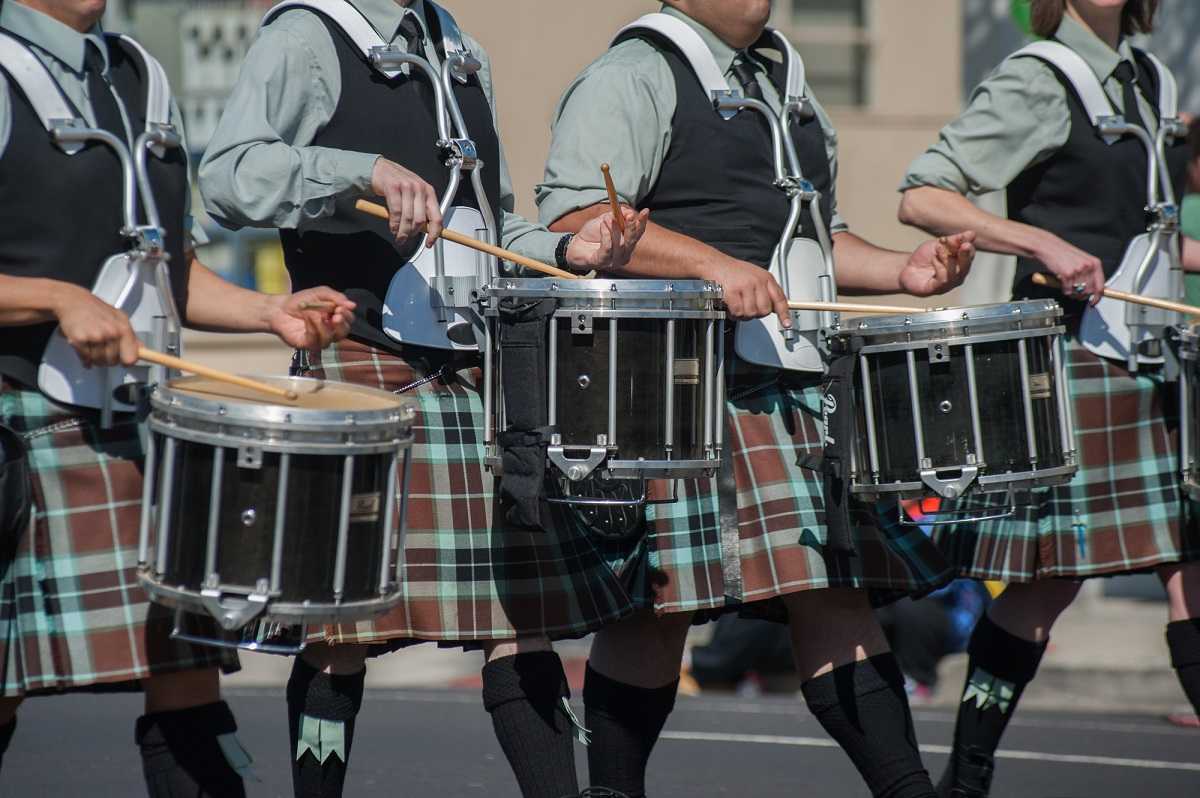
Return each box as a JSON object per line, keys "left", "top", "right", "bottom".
{"left": 1031, "top": 273, "right": 1200, "bottom": 317}
{"left": 137, "top": 346, "right": 299, "bottom": 402}
{"left": 355, "top": 200, "right": 581, "bottom": 280}
{"left": 789, "top": 300, "right": 926, "bottom": 315}
{"left": 600, "top": 163, "right": 626, "bottom": 235}
{"left": 299, "top": 300, "right": 336, "bottom": 311}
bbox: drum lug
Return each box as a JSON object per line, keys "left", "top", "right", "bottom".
{"left": 199, "top": 581, "right": 270, "bottom": 631}
{"left": 237, "top": 446, "right": 263, "bottom": 470}
{"left": 571, "top": 313, "right": 593, "bottom": 335}
{"left": 548, "top": 444, "right": 608, "bottom": 481}
{"left": 919, "top": 465, "right": 979, "bottom": 499}
{"left": 927, "top": 342, "right": 951, "bottom": 363}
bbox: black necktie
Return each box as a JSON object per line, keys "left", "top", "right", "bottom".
{"left": 83, "top": 40, "right": 127, "bottom": 142}
{"left": 398, "top": 13, "right": 424, "bottom": 56}
{"left": 731, "top": 55, "right": 763, "bottom": 101}
{"left": 1112, "top": 60, "right": 1148, "bottom": 132}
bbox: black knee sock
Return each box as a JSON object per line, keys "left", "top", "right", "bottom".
{"left": 582, "top": 664, "right": 678, "bottom": 798}
{"left": 938, "top": 614, "right": 1047, "bottom": 798}
{"left": 1167, "top": 619, "right": 1200, "bottom": 714}
{"left": 801, "top": 654, "right": 935, "bottom": 798}
{"left": 135, "top": 700, "right": 249, "bottom": 798}
{"left": 0, "top": 716, "right": 16, "bottom": 773}
{"left": 481, "top": 652, "right": 579, "bottom": 798}
{"left": 286, "top": 657, "right": 366, "bottom": 798}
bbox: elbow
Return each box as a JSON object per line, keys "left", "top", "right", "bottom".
{"left": 897, "top": 189, "right": 924, "bottom": 229}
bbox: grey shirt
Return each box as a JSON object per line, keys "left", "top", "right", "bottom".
{"left": 0, "top": 2, "right": 203, "bottom": 244}
{"left": 900, "top": 15, "right": 1161, "bottom": 196}
{"left": 198, "top": 0, "right": 560, "bottom": 265}
{"left": 536, "top": 4, "right": 846, "bottom": 234}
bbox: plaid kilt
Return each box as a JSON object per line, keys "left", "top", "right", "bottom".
{"left": 0, "top": 381, "right": 237, "bottom": 697}
{"left": 639, "top": 361, "right": 953, "bottom": 618}
{"left": 936, "top": 337, "right": 1200, "bottom": 581}
{"left": 297, "top": 340, "right": 633, "bottom": 646}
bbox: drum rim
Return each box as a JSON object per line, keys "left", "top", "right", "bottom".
{"left": 838, "top": 299, "right": 1063, "bottom": 340}
{"left": 149, "top": 376, "right": 416, "bottom": 438}
{"left": 482, "top": 277, "right": 724, "bottom": 302}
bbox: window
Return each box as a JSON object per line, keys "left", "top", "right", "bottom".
{"left": 770, "top": 0, "right": 870, "bottom": 108}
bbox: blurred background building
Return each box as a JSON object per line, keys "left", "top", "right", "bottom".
{"left": 100, "top": 0, "right": 1199, "bottom": 305}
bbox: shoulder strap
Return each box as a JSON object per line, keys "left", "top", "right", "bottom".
{"left": 0, "top": 31, "right": 85, "bottom": 153}
{"left": 767, "top": 28, "right": 806, "bottom": 101}
{"left": 1135, "top": 48, "right": 1178, "bottom": 121}
{"left": 262, "top": 0, "right": 399, "bottom": 76}
{"left": 110, "top": 34, "right": 172, "bottom": 130}
{"left": 613, "top": 13, "right": 732, "bottom": 102}
{"left": 1012, "top": 40, "right": 1116, "bottom": 128}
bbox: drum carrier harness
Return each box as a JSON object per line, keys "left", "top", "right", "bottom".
{"left": 0, "top": 32, "right": 186, "bottom": 426}
{"left": 1011, "top": 41, "right": 1188, "bottom": 372}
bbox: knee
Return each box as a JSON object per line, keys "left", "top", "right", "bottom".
{"left": 482, "top": 636, "right": 554, "bottom": 663}
{"left": 1159, "top": 562, "right": 1200, "bottom": 619}
{"left": 0, "top": 697, "right": 22, "bottom": 727}
{"left": 590, "top": 611, "right": 691, "bottom": 687}
{"left": 299, "top": 642, "right": 369, "bottom": 675}
{"left": 143, "top": 668, "right": 222, "bottom": 714}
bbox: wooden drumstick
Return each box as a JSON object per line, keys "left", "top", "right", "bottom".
{"left": 789, "top": 300, "right": 926, "bottom": 315}
{"left": 299, "top": 300, "right": 336, "bottom": 311}
{"left": 600, "top": 163, "right": 626, "bottom": 235}
{"left": 138, "top": 346, "right": 299, "bottom": 402}
{"left": 1031, "top": 273, "right": 1200, "bottom": 316}
{"left": 355, "top": 200, "right": 582, "bottom": 280}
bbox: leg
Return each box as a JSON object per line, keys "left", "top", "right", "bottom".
{"left": 0, "top": 696, "right": 22, "bottom": 775}
{"left": 1160, "top": 562, "right": 1200, "bottom": 714}
{"left": 937, "top": 579, "right": 1081, "bottom": 797}
{"left": 786, "top": 588, "right": 935, "bottom": 798}
{"left": 137, "top": 667, "right": 249, "bottom": 798}
{"left": 583, "top": 611, "right": 691, "bottom": 798}
{"left": 480, "top": 637, "right": 580, "bottom": 798}
{"left": 287, "top": 642, "right": 369, "bottom": 798}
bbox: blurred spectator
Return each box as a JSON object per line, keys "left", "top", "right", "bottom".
{"left": 685, "top": 615, "right": 797, "bottom": 696}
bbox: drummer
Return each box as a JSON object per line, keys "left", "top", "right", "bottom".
{"left": 0, "top": 0, "right": 354, "bottom": 794}
{"left": 198, "top": 1, "right": 647, "bottom": 796}
{"left": 536, "top": 2, "right": 975, "bottom": 796}
{"left": 898, "top": 0, "right": 1200, "bottom": 794}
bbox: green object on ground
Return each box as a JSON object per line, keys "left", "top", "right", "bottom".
{"left": 1011, "top": 0, "right": 1033, "bottom": 36}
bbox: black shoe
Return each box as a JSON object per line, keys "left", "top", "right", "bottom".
{"left": 936, "top": 746, "right": 995, "bottom": 798}
{"left": 564, "top": 790, "right": 631, "bottom": 798}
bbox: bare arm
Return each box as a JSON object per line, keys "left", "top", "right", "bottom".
{"left": 832, "top": 231, "right": 973, "bottom": 297}
{"left": 1184, "top": 237, "right": 1200, "bottom": 272}
{"left": 899, "top": 185, "right": 1104, "bottom": 300}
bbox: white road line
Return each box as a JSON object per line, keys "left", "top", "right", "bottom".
{"left": 659, "top": 731, "right": 1200, "bottom": 773}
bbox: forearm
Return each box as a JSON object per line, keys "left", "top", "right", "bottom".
{"left": 831, "top": 232, "right": 911, "bottom": 295}
{"left": 899, "top": 186, "right": 1048, "bottom": 260}
{"left": 549, "top": 204, "right": 722, "bottom": 280}
{"left": 1184, "top": 237, "right": 1200, "bottom": 272}
{"left": 0, "top": 275, "right": 74, "bottom": 326}
{"left": 183, "top": 256, "right": 283, "bottom": 333}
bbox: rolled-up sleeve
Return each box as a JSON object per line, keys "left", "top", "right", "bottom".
{"left": 197, "top": 11, "right": 379, "bottom": 231}
{"left": 536, "top": 43, "right": 674, "bottom": 229}
{"left": 900, "top": 57, "right": 1070, "bottom": 196}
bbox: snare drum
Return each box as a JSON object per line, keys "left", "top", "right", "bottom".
{"left": 838, "top": 300, "right": 1077, "bottom": 504}
{"left": 482, "top": 278, "right": 726, "bottom": 487}
{"left": 138, "top": 376, "right": 416, "bottom": 641}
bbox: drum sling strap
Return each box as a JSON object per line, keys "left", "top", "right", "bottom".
{"left": 0, "top": 424, "right": 31, "bottom": 547}
{"left": 799, "top": 339, "right": 860, "bottom": 557}
{"left": 496, "top": 298, "right": 559, "bottom": 531}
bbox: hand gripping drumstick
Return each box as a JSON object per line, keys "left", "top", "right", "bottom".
{"left": 1031, "top": 273, "right": 1200, "bottom": 317}
{"left": 789, "top": 300, "right": 925, "bottom": 315}
{"left": 138, "top": 346, "right": 299, "bottom": 402}
{"left": 355, "top": 200, "right": 581, "bottom": 280}
{"left": 600, "top": 164, "right": 626, "bottom": 235}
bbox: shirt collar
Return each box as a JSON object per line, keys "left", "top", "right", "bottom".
{"left": 0, "top": 1, "right": 106, "bottom": 74}
{"left": 660, "top": 4, "right": 742, "bottom": 76}
{"left": 1053, "top": 13, "right": 1137, "bottom": 82}
{"left": 353, "top": 0, "right": 429, "bottom": 45}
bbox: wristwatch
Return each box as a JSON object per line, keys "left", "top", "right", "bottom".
{"left": 555, "top": 233, "right": 575, "bottom": 270}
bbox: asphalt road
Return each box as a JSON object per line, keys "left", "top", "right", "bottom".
{"left": 4, "top": 689, "right": 1198, "bottom": 797}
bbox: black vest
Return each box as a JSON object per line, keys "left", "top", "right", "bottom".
{"left": 1008, "top": 47, "right": 1189, "bottom": 316}
{"left": 614, "top": 28, "right": 834, "bottom": 269}
{"left": 0, "top": 34, "right": 189, "bottom": 388}
{"left": 275, "top": 8, "right": 502, "bottom": 352}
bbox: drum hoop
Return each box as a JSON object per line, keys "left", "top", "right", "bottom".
{"left": 483, "top": 277, "right": 723, "bottom": 303}
{"left": 140, "top": 576, "right": 404, "bottom": 625}
{"left": 840, "top": 300, "right": 1062, "bottom": 343}
{"left": 145, "top": 417, "right": 414, "bottom": 453}
{"left": 850, "top": 463, "right": 1077, "bottom": 497}
{"left": 855, "top": 325, "right": 1066, "bottom": 355}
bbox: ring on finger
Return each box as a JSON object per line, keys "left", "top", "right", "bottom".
{"left": 1072, "top": 282, "right": 1088, "bottom": 295}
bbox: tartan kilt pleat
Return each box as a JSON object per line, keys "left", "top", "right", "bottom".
{"left": 639, "top": 362, "right": 953, "bottom": 618}
{"left": 0, "top": 382, "right": 237, "bottom": 697}
{"left": 936, "top": 337, "right": 1200, "bottom": 581}
{"left": 297, "top": 340, "right": 634, "bottom": 646}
